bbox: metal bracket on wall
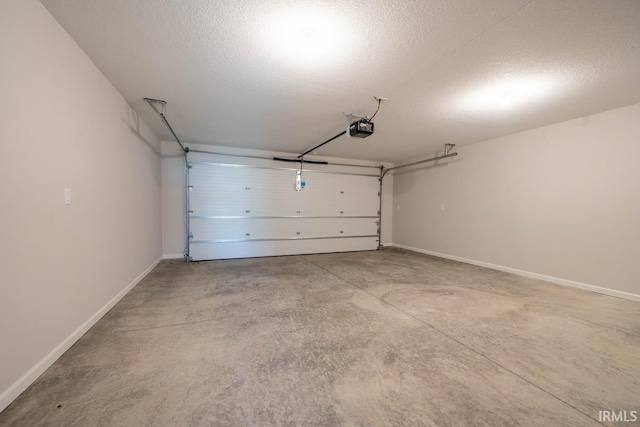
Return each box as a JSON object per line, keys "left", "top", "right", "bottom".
{"left": 143, "top": 98, "right": 188, "bottom": 153}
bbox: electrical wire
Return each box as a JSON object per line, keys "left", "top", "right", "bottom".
{"left": 368, "top": 96, "right": 382, "bottom": 121}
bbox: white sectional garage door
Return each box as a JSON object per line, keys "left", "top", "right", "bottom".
{"left": 187, "top": 154, "right": 380, "bottom": 261}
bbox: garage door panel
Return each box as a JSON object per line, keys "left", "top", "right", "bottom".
{"left": 190, "top": 167, "right": 378, "bottom": 217}
{"left": 305, "top": 173, "right": 379, "bottom": 216}
{"left": 190, "top": 217, "right": 378, "bottom": 241}
{"left": 190, "top": 165, "right": 302, "bottom": 217}
{"left": 189, "top": 237, "right": 379, "bottom": 261}
{"left": 187, "top": 159, "right": 380, "bottom": 260}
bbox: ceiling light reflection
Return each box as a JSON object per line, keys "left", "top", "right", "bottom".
{"left": 260, "top": 5, "right": 348, "bottom": 68}
{"left": 460, "top": 76, "right": 556, "bottom": 112}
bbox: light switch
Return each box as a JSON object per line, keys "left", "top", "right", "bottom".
{"left": 64, "top": 188, "right": 71, "bottom": 205}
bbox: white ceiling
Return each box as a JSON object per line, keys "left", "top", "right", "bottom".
{"left": 40, "top": 0, "right": 640, "bottom": 162}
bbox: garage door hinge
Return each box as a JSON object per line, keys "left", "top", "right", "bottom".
{"left": 188, "top": 233, "right": 194, "bottom": 239}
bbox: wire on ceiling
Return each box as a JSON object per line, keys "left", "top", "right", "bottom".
{"left": 368, "top": 96, "right": 383, "bottom": 121}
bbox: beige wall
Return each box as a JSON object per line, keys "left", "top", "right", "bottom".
{"left": 393, "top": 102, "right": 640, "bottom": 299}
{"left": 161, "top": 142, "right": 393, "bottom": 257}
{"left": 0, "top": 0, "right": 162, "bottom": 411}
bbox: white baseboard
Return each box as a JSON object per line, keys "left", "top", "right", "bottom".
{"left": 389, "top": 243, "right": 640, "bottom": 303}
{"left": 0, "top": 257, "right": 163, "bottom": 413}
{"left": 163, "top": 253, "right": 185, "bottom": 259}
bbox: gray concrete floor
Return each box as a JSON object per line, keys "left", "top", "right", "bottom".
{"left": 1, "top": 248, "right": 639, "bottom": 426}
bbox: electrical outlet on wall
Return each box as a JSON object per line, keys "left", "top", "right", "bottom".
{"left": 64, "top": 188, "right": 72, "bottom": 205}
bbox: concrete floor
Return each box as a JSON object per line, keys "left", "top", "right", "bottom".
{"left": 1, "top": 248, "right": 639, "bottom": 426}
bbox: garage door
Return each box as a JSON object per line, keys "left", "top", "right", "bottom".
{"left": 187, "top": 154, "right": 380, "bottom": 261}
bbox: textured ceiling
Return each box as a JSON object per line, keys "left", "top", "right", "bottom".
{"left": 40, "top": 0, "right": 640, "bottom": 162}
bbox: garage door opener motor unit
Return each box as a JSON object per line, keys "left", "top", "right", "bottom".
{"left": 349, "top": 119, "right": 374, "bottom": 138}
